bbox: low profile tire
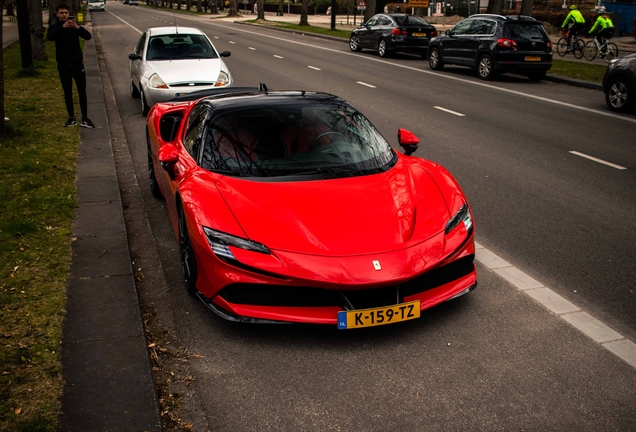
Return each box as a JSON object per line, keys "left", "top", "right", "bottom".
{"left": 606, "top": 77, "right": 635, "bottom": 113}
{"left": 378, "top": 39, "right": 392, "bottom": 58}
{"left": 178, "top": 204, "right": 199, "bottom": 297}
{"left": 140, "top": 89, "right": 149, "bottom": 116}
{"left": 130, "top": 80, "right": 140, "bottom": 98}
{"left": 349, "top": 35, "right": 362, "bottom": 52}
{"left": 477, "top": 54, "right": 495, "bottom": 80}
{"left": 527, "top": 71, "right": 547, "bottom": 81}
{"left": 428, "top": 47, "right": 444, "bottom": 70}
{"left": 147, "top": 135, "right": 163, "bottom": 199}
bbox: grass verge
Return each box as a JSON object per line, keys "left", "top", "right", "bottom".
{"left": 243, "top": 19, "right": 352, "bottom": 39}
{"left": 0, "top": 41, "right": 77, "bottom": 431}
{"left": 550, "top": 59, "right": 607, "bottom": 83}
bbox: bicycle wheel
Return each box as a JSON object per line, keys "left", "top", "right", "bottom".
{"left": 573, "top": 39, "right": 585, "bottom": 59}
{"left": 584, "top": 40, "right": 598, "bottom": 61}
{"left": 605, "top": 43, "right": 619, "bottom": 62}
{"left": 556, "top": 37, "right": 568, "bottom": 57}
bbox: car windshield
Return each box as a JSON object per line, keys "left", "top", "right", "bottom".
{"left": 505, "top": 23, "right": 547, "bottom": 41}
{"left": 394, "top": 15, "right": 431, "bottom": 26}
{"left": 147, "top": 34, "right": 218, "bottom": 61}
{"left": 201, "top": 99, "right": 396, "bottom": 179}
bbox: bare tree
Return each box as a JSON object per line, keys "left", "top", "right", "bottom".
{"left": 257, "top": 0, "right": 263, "bottom": 19}
{"left": 486, "top": 0, "right": 504, "bottom": 14}
{"left": 276, "top": 0, "right": 283, "bottom": 16}
{"left": 6, "top": 0, "right": 15, "bottom": 16}
{"left": 363, "top": 0, "right": 376, "bottom": 21}
{"left": 520, "top": 0, "right": 532, "bottom": 16}
{"left": 299, "top": 0, "right": 308, "bottom": 25}
{"left": 228, "top": 0, "right": 238, "bottom": 16}
{"left": 0, "top": 0, "right": 6, "bottom": 139}
{"left": 29, "top": 0, "right": 47, "bottom": 61}
{"left": 197, "top": 0, "right": 202, "bottom": 12}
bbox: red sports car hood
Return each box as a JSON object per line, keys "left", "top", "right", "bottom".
{"left": 215, "top": 161, "right": 451, "bottom": 256}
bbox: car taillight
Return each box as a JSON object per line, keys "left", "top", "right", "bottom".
{"left": 391, "top": 28, "right": 408, "bottom": 36}
{"left": 430, "top": 30, "right": 438, "bottom": 38}
{"left": 497, "top": 38, "right": 518, "bottom": 49}
{"left": 546, "top": 41, "right": 552, "bottom": 50}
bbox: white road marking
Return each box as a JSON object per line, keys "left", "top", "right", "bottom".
{"left": 105, "top": 10, "right": 142, "bottom": 34}
{"left": 476, "top": 244, "right": 636, "bottom": 370}
{"left": 569, "top": 151, "right": 627, "bottom": 170}
{"left": 357, "top": 81, "right": 376, "bottom": 88}
{"left": 308, "top": 66, "right": 321, "bottom": 70}
{"left": 248, "top": 47, "right": 256, "bottom": 50}
{"left": 434, "top": 106, "right": 466, "bottom": 117}
{"left": 214, "top": 36, "right": 219, "bottom": 39}
{"left": 229, "top": 41, "right": 236, "bottom": 44}
{"left": 273, "top": 55, "right": 283, "bottom": 59}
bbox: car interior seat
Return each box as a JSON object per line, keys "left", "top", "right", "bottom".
{"left": 280, "top": 110, "right": 331, "bottom": 155}
{"left": 188, "top": 44, "right": 206, "bottom": 57}
{"left": 147, "top": 38, "right": 165, "bottom": 60}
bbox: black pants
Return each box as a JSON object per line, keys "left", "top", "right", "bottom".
{"left": 567, "top": 23, "right": 584, "bottom": 47}
{"left": 57, "top": 63, "right": 87, "bottom": 119}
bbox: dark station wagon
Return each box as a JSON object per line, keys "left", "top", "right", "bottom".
{"left": 428, "top": 14, "right": 552, "bottom": 81}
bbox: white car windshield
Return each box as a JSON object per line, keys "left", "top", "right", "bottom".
{"left": 146, "top": 34, "right": 218, "bottom": 61}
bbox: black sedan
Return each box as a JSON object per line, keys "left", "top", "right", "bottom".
{"left": 603, "top": 52, "right": 636, "bottom": 113}
{"left": 349, "top": 14, "right": 437, "bottom": 58}
{"left": 428, "top": 14, "right": 552, "bottom": 81}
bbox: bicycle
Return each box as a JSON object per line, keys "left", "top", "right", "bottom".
{"left": 556, "top": 29, "right": 585, "bottom": 59}
{"left": 583, "top": 36, "right": 619, "bottom": 63}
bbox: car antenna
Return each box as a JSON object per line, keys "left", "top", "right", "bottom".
{"left": 259, "top": 83, "right": 268, "bottom": 94}
{"left": 174, "top": 12, "right": 178, "bottom": 32}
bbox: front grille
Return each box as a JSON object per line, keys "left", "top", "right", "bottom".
{"left": 217, "top": 254, "right": 475, "bottom": 309}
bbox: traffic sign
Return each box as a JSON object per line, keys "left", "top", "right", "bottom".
{"left": 357, "top": 0, "right": 366, "bottom": 6}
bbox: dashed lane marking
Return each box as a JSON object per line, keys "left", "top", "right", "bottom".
{"left": 569, "top": 151, "right": 627, "bottom": 170}
{"left": 357, "top": 81, "right": 376, "bottom": 88}
{"left": 434, "top": 106, "right": 466, "bottom": 117}
{"left": 308, "top": 66, "right": 321, "bottom": 70}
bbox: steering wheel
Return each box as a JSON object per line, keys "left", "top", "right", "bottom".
{"left": 309, "top": 132, "right": 346, "bottom": 150}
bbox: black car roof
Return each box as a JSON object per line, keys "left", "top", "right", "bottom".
{"left": 469, "top": 14, "right": 539, "bottom": 22}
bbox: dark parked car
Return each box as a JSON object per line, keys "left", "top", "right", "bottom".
{"left": 603, "top": 52, "right": 636, "bottom": 113}
{"left": 349, "top": 14, "right": 437, "bottom": 58}
{"left": 428, "top": 14, "right": 552, "bottom": 81}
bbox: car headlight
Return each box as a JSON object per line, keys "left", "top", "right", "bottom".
{"left": 445, "top": 203, "right": 472, "bottom": 235}
{"left": 148, "top": 73, "right": 168, "bottom": 89}
{"left": 203, "top": 226, "right": 270, "bottom": 261}
{"left": 214, "top": 71, "right": 231, "bottom": 87}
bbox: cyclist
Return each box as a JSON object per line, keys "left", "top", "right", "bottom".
{"left": 589, "top": 8, "right": 615, "bottom": 56}
{"left": 561, "top": 5, "right": 586, "bottom": 52}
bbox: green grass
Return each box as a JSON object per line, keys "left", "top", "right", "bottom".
{"left": 243, "top": 19, "right": 353, "bottom": 39}
{"left": 550, "top": 59, "right": 607, "bottom": 83}
{"left": 0, "top": 41, "right": 77, "bottom": 432}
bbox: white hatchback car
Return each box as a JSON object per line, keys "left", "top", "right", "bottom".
{"left": 88, "top": 0, "right": 105, "bottom": 11}
{"left": 129, "top": 27, "right": 233, "bottom": 115}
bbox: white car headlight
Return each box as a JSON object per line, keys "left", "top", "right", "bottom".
{"left": 148, "top": 73, "right": 168, "bottom": 89}
{"left": 203, "top": 226, "right": 270, "bottom": 262}
{"left": 445, "top": 203, "right": 472, "bottom": 235}
{"left": 214, "top": 71, "right": 231, "bottom": 87}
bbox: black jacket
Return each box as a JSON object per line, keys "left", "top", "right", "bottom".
{"left": 47, "top": 19, "right": 92, "bottom": 66}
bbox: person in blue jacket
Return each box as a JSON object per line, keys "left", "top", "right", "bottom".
{"left": 47, "top": 4, "right": 95, "bottom": 128}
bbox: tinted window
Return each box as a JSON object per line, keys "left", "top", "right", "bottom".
{"left": 183, "top": 103, "right": 209, "bottom": 160}
{"left": 201, "top": 100, "right": 396, "bottom": 178}
{"left": 147, "top": 33, "right": 218, "bottom": 61}
{"left": 394, "top": 15, "right": 431, "bottom": 26}
{"left": 505, "top": 23, "right": 548, "bottom": 41}
{"left": 366, "top": 16, "right": 379, "bottom": 26}
{"left": 451, "top": 20, "right": 472, "bottom": 35}
{"left": 378, "top": 16, "right": 393, "bottom": 26}
{"left": 470, "top": 19, "right": 497, "bottom": 35}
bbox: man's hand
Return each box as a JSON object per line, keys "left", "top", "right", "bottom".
{"left": 63, "top": 19, "right": 80, "bottom": 29}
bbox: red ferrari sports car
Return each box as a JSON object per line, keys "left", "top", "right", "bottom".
{"left": 146, "top": 85, "right": 476, "bottom": 329}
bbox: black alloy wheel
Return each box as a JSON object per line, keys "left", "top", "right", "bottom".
{"left": 147, "top": 134, "right": 163, "bottom": 198}
{"left": 131, "top": 79, "right": 140, "bottom": 98}
{"left": 428, "top": 47, "right": 444, "bottom": 70}
{"left": 477, "top": 54, "right": 495, "bottom": 80}
{"left": 141, "top": 89, "right": 149, "bottom": 116}
{"left": 349, "top": 35, "right": 362, "bottom": 52}
{"left": 606, "top": 77, "right": 635, "bottom": 113}
{"left": 378, "top": 39, "right": 392, "bottom": 58}
{"left": 179, "top": 204, "right": 199, "bottom": 297}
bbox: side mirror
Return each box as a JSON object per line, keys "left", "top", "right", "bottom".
{"left": 158, "top": 144, "right": 179, "bottom": 178}
{"left": 398, "top": 128, "right": 419, "bottom": 156}
{"left": 220, "top": 51, "right": 231, "bottom": 57}
{"left": 445, "top": 29, "right": 451, "bottom": 36}
{"left": 128, "top": 53, "right": 142, "bottom": 60}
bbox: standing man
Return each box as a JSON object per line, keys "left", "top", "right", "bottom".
{"left": 561, "top": 5, "right": 586, "bottom": 53}
{"left": 47, "top": 4, "right": 95, "bottom": 128}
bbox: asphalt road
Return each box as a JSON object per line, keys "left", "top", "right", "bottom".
{"left": 92, "top": 4, "right": 636, "bottom": 430}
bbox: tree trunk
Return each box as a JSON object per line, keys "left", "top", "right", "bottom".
{"left": 28, "top": 0, "right": 47, "bottom": 61}
{"left": 276, "top": 0, "right": 283, "bottom": 16}
{"left": 299, "top": 0, "right": 309, "bottom": 25}
{"left": 520, "top": 0, "right": 532, "bottom": 16}
{"left": 257, "top": 0, "right": 264, "bottom": 19}
{"left": 0, "top": 0, "right": 6, "bottom": 139}
{"left": 363, "top": 0, "right": 376, "bottom": 21}
{"left": 486, "top": 0, "right": 504, "bottom": 14}
{"left": 196, "top": 0, "right": 202, "bottom": 11}
{"left": 6, "top": 0, "right": 15, "bottom": 16}
{"left": 49, "top": 0, "right": 61, "bottom": 24}
{"left": 228, "top": 0, "right": 238, "bottom": 16}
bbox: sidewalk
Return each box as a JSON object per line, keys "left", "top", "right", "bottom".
{"left": 57, "top": 15, "right": 162, "bottom": 431}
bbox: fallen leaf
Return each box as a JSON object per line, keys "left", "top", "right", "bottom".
{"left": 14, "top": 408, "right": 21, "bottom": 415}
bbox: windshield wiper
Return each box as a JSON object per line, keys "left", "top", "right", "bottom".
{"left": 290, "top": 166, "right": 386, "bottom": 179}
{"left": 209, "top": 168, "right": 253, "bottom": 177}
